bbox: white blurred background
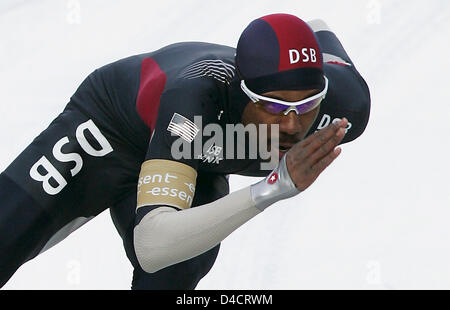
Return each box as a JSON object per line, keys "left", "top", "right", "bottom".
{"left": 0, "top": 0, "right": 449, "bottom": 290}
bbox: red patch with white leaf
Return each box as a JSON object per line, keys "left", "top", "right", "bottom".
{"left": 267, "top": 172, "right": 279, "bottom": 185}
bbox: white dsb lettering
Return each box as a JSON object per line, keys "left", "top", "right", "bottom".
{"left": 301, "top": 48, "right": 310, "bottom": 62}
{"left": 29, "top": 157, "right": 68, "bottom": 196}
{"left": 29, "top": 119, "right": 113, "bottom": 196}
{"left": 310, "top": 48, "right": 317, "bottom": 62}
{"left": 289, "top": 48, "right": 318, "bottom": 64}
{"left": 289, "top": 49, "right": 300, "bottom": 64}
{"left": 316, "top": 114, "right": 352, "bottom": 134}
{"left": 76, "top": 120, "right": 113, "bottom": 157}
{"left": 52, "top": 137, "right": 83, "bottom": 177}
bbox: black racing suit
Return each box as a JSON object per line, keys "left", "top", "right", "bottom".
{"left": 0, "top": 30, "right": 370, "bottom": 289}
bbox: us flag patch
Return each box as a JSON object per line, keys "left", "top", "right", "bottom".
{"left": 167, "top": 113, "right": 200, "bottom": 143}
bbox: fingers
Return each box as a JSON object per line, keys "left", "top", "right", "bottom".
{"left": 308, "top": 127, "right": 346, "bottom": 166}
{"left": 311, "top": 146, "right": 342, "bottom": 174}
{"left": 285, "top": 118, "right": 348, "bottom": 191}
{"left": 300, "top": 118, "right": 348, "bottom": 156}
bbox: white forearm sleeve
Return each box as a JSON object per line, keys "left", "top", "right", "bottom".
{"left": 134, "top": 187, "right": 260, "bottom": 273}
{"left": 134, "top": 156, "right": 300, "bottom": 273}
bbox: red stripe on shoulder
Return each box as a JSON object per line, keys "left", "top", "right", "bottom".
{"left": 326, "top": 61, "right": 351, "bottom": 67}
{"left": 136, "top": 58, "right": 167, "bottom": 131}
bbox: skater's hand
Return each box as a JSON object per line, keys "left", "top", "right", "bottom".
{"left": 286, "top": 118, "right": 348, "bottom": 191}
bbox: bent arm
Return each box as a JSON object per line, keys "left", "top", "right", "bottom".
{"left": 308, "top": 19, "right": 371, "bottom": 144}
{"left": 134, "top": 156, "right": 298, "bottom": 274}
{"left": 134, "top": 187, "right": 259, "bottom": 273}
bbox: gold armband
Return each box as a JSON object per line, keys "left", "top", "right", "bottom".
{"left": 137, "top": 160, "right": 197, "bottom": 210}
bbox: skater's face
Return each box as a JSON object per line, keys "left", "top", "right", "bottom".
{"left": 241, "top": 88, "right": 321, "bottom": 160}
